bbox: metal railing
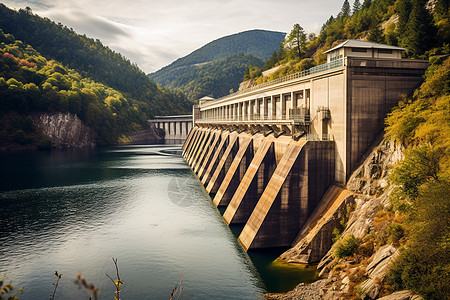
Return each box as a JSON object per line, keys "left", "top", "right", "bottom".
{"left": 196, "top": 114, "right": 293, "bottom": 123}
{"left": 212, "top": 58, "right": 344, "bottom": 102}
{"left": 306, "top": 134, "right": 334, "bottom": 141}
{"left": 195, "top": 112, "right": 313, "bottom": 124}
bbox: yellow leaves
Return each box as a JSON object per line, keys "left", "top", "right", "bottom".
{"left": 115, "top": 280, "right": 124, "bottom": 286}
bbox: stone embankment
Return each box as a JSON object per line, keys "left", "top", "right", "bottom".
{"left": 32, "top": 112, "right": 96, "bottom": 149}
{"left": 267, "top": 137, "right": 422, "bottom": 299}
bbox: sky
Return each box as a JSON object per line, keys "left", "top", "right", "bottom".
{"left": 2, "top": 0, "right": 344, "bottom": 73}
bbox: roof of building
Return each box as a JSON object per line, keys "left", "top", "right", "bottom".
{"left": 199, "top": 96, "right": 215, "bottom": 101}
{"left": 324, "top": 39, "right": 406, "bottom": 53}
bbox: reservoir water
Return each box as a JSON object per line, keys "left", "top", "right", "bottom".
{"left": 0, "top": 145, "right": 317, "bottom": 299}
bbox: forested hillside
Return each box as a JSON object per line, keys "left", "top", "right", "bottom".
{"left": 0, "top": 30, "right": 153, "bottom": 146}
{"left": 0, "top": 4, "right": 194, "bottom": 149}
{"left": 384, "top": 56, "right": 449, "bottom": 299}
{"left": 0, "top": 4, "right": 192, "bottom": 116}
{"left": 261, "top": 1, "right": 448, "bottom": 299}
{"left": 253, "top": 0, "right": 448, "bottom": 84}
{"left": 154, "top": 53, "right": 264, "bottom": 100}
{"left": 149, "top": 30, "right": 284, "bottom": 100}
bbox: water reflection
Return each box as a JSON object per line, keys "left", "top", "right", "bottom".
{"left": 0, "top": 145, "right": 313, "bottom": 299}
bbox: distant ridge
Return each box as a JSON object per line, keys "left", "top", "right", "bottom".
{"left": 149, "top": 29, "right": 285, "bottom": 100}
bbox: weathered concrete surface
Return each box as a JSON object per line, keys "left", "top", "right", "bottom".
{"left": 271, "top": 137, "right": 409, "bottom": 300}
{"left": 223, "top": 135, "right": 275, "bottom": 225}
{"left": 213, "top": 133, "right": 253, "bottom": 206}
{"left": 206, "top": 132, "right": 238, "bottom": 193}
{"left": 193, "top": 130, "right": 218, "bottom": 173}
{"left": 279, "top": 186, "right": 355, "bottom": 264}
{"left": 201, "top": 131, "right": 229, "bottom": 185}
{"left": 197, "top": 132, "right": 221, "bottom": 177}
{"left": 191, "top": 129, "right": 215, "bottom": 171}
{"left": 238, "top": 139, "right": 307, "bottom": 250}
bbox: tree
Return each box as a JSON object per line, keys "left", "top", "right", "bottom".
{"left": 284, "top": 24, "right": 307, "bottom": 59}
{"left": 400, "top": 0, "right": 436, "bottom": 57}
{"left": 353, "top": 0, "right": 362, "bottom": 13}
{"left": 367, "top": 16, "right": 384, "bottom": 43}
{"left": 362, "top": 0, "right": 372, "bottom": 9}
{"left": 340, "top": 0, "right": 351, "bottom": 18}
{"left": 396, "top": 0, "right": 413, "bottom": 38}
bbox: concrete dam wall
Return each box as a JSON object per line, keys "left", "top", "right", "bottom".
{"left": 182, "top": 41, "right": 428, "bottom": 252}
{"left": 183, "top": 128, "right": 335, "bottom": 250}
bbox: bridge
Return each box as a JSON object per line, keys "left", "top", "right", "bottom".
{"left": 148, "top": 115, "right": 193, "bottom": 143}
{"left": 182, "top": 40, "right": 428, "bottom": 253}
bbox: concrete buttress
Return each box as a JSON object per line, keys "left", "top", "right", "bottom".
{"left": 213, "top": 133, "right": 253, "bottom": 206}
{"left": 206, "top": 132, "right": 239, "bottom": 194}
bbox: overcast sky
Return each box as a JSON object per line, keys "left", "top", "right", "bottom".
{"left": 2, "top": 0, "right": 344, "bottom": 73}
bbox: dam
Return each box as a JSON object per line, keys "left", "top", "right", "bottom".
{"left": 182, "top": 40, "right": 428, "bottom": 252}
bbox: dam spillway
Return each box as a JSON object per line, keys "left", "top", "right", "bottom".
{"left": 182, "top": 40, "right": 428, "bottom": 252}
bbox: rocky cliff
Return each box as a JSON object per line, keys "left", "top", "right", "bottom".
{"left": 266, "top": 138, "right": 421, "bottom": 299}
{"left": 121, "top": 125, "right": 165, "bottom": 144}
{"left": 32, "top": 113, "right": 96, "bottom": 149}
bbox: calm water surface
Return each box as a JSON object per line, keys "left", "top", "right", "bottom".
{"left": 0, "top": 145, "right": 317, "bottom": 299}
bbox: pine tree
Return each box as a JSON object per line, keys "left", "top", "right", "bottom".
{"left": 367, "top": 17, "right": 384, "bottom": 43}
{"left": 396, "top": 0, "right": 412, "bottom": 37}
{"left": 284, "top": 24, "right": 307, "bottom": 59}
{"left": 401, "top": 0, "right": 437, "bottom": 56}
{"left": 362, "top": 0, "right": 372, "bottom": 9}
{"left": 340, "top": 0, "right": 351, "bottom": 17}
{"left": 353, "top": 0, "right": 362, "bottom": 13}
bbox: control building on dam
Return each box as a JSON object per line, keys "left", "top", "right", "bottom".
{"left": 182, "top": 40, "right": 428, "bottom": 251}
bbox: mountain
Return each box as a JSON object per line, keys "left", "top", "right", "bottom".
{"left": 149, "top": 29, "right": 285, "bottom": 100}
{"left": 154, "top": 53, "right": 265, "bottom": 100}
{"left": 0, "top": 4, "right": 193, "bottom": 148}
{"left": 0, "top": 4, "right": 192, "bottom": 116}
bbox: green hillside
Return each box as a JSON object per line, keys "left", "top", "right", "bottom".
{"left": 255, "top": 1, "right": 448, "bottom": 299}
{"left": 0, "top": 30, "right": 155, "bottom": 146}
{"left": 256, "top": 0, "right": 449, "bottom": 83}
{"left": 154, "top": 53, "right": 264, "bottom": 100}
{"left": 0, "top": 4, "right": 192, "bottom": 116}
{"left": 149, "top": 30, "right": 285, "bottom": 100}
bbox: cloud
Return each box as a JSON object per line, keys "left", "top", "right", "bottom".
{"left": 1, "top": 0, "right": 344, "bottom": 73}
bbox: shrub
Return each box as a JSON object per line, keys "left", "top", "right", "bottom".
{"left": 37, "top": 136, "right": 52, "bottom": 150}
{"left": 334, "top": 234, "right": 361, "bottom": 259}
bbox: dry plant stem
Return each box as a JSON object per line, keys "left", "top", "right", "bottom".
{"left": 106, "top": 257, "right": 123, "bottom": 300}
{"left": 169, "top": 272, "right": 184, "bottom": 300}
{"left": 51, "top": 271, "right": 62, "bottom": 300}
{"left": 75, "top": 273, "right": 100, "bottom": 300}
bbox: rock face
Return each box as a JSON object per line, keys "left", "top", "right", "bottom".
{"left": 359, "top": 244, "right": 400, "bottom": 299}
{"left": 124, "top": 125, "right": 165, "bottom": 144}
{"left": 32, "top": 113, "right": 96, "bottom": 149}
{"left": 280, "top": 187, "right": 356, "bottom": 264}
{"left": 346, "top": 136, "right": 404, "bottom": 197}
{"left": 269, "top": 137, "right": 412, "bottom": 299}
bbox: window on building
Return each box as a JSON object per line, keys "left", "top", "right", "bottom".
{"left": 351, "top": 47, "right": 367, "bottom": 53}
{"left": 378, "top": 49, "right": 393, "bottom": 54}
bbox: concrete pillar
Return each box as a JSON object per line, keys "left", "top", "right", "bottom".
{"left": 223, "top": 135, "right": 276, "bottom": 225}
{"left": 206, "top": 132, "right": 239, "bottom": 194}
{"left": 238, "top": 139, "right": 307, "bottom": 250}
{"left": 197, "top": 132, "right": 222, "bottom": 178}
{"left": 181, "top": 122, "right": 186, "bottom": 137}
{"left": 213, "top": 134, "right": 253, "bottom": 206}
{"left": 201, "top": 132, "right": 230, "bottom": 186}
{"left": 171, "top": 122, "right": 176, "bottom": 138}
{"left": 194, "top": 130, "right": 218, "bottom": 174}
